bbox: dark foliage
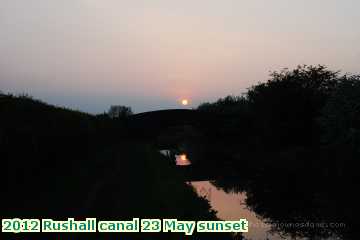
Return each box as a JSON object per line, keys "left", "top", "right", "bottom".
{"left": 0, "top": 94, "right": 232, "bottom": 240}
{"left": 193, "top": 65, "right": 359, "bottom": 239}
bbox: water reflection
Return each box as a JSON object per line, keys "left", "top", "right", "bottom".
{"left": 160, "top": 150, "right": 339, "bottom": 239}
{"left": 176, "top": 154, "right": 191, "bottom": 166}
{"left": 191, "top": 181, "right": 288, "bottom": 240}
{"left": 169, "top": 150, "right": 287, "bottom": 239}
{"left": 159, "top": 150, "right": 191, "bottom": 166}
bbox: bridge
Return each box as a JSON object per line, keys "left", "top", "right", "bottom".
{"left": 127, "top": 109, "right": 231, "bottom": 137}
{"left": 128, "top": 109, "right": 234, "bottom": 181}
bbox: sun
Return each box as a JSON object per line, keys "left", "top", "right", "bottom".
{"left": 181, "top": 99, "right": 189, "bottom": 106}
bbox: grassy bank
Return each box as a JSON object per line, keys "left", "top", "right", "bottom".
{"left": 0, "top": 94, "right": 234, "bottom": 239}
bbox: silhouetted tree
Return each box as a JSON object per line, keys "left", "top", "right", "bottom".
{"left": 320, "top": 75, "right": 360, "bottom": 145}
{"left": 1, "top": 94, "right": 231, "bottom": 240}
{"left": 192, "top": 65, "right": 359, "bottom": 239}
{"left": 108, "top": 105, "right": 133, "bottom": 118}
{"left": 198, "top": 95, "right": 248, "bottom": 114}
{"left": 246, "top": 65, "right": 340, "bottom": 149}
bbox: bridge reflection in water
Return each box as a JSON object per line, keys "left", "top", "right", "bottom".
{"left": 160, "top": 150, "right": 292, "bottom": 240}
{"left": 176, "top": 154, "right": 191, "bottom": 166}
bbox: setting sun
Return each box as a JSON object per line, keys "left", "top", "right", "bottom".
{"left": 181, "top": 99, "right": 189, "bottom": 106}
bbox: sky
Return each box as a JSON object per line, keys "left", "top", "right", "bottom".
{"left": 1, "top": 0, "right": 359, "bottom": 113}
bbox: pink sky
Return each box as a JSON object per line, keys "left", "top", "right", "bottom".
{"left": 1, "top": 0, "right": 359, "bottom": 113}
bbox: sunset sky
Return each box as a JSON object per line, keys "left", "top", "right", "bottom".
{"left": 1, "top": 0, "right": 359, "bottom": 113}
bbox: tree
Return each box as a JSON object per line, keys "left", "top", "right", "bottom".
{"left": 320, "top": 75, "right": 360, "bottom": 144}
{"left": 108, "top": 105, "right": 133, "bottom": 119}
{"left": 198, "top": 95, "right": 248, "bottom": 114}
{"left": 246, "top": 65, "right": 340, "bottom": 148}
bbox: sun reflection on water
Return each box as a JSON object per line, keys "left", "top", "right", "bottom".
{"left": 176, "top": 154, "right": 191, "bottom": 166}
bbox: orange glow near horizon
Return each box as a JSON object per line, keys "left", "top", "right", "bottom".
{"left": 181, "top": 99, "right": 189, "bottom": 106}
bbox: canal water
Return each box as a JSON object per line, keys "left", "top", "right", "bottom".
{"left": 170, "top": 153, "right": 287, "bottom": 240}
{"left": 159, "top": 149, "right": 341, "bottom": 240}
{"left": 191, "top": 180, "right": 289, "bottom": 240}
